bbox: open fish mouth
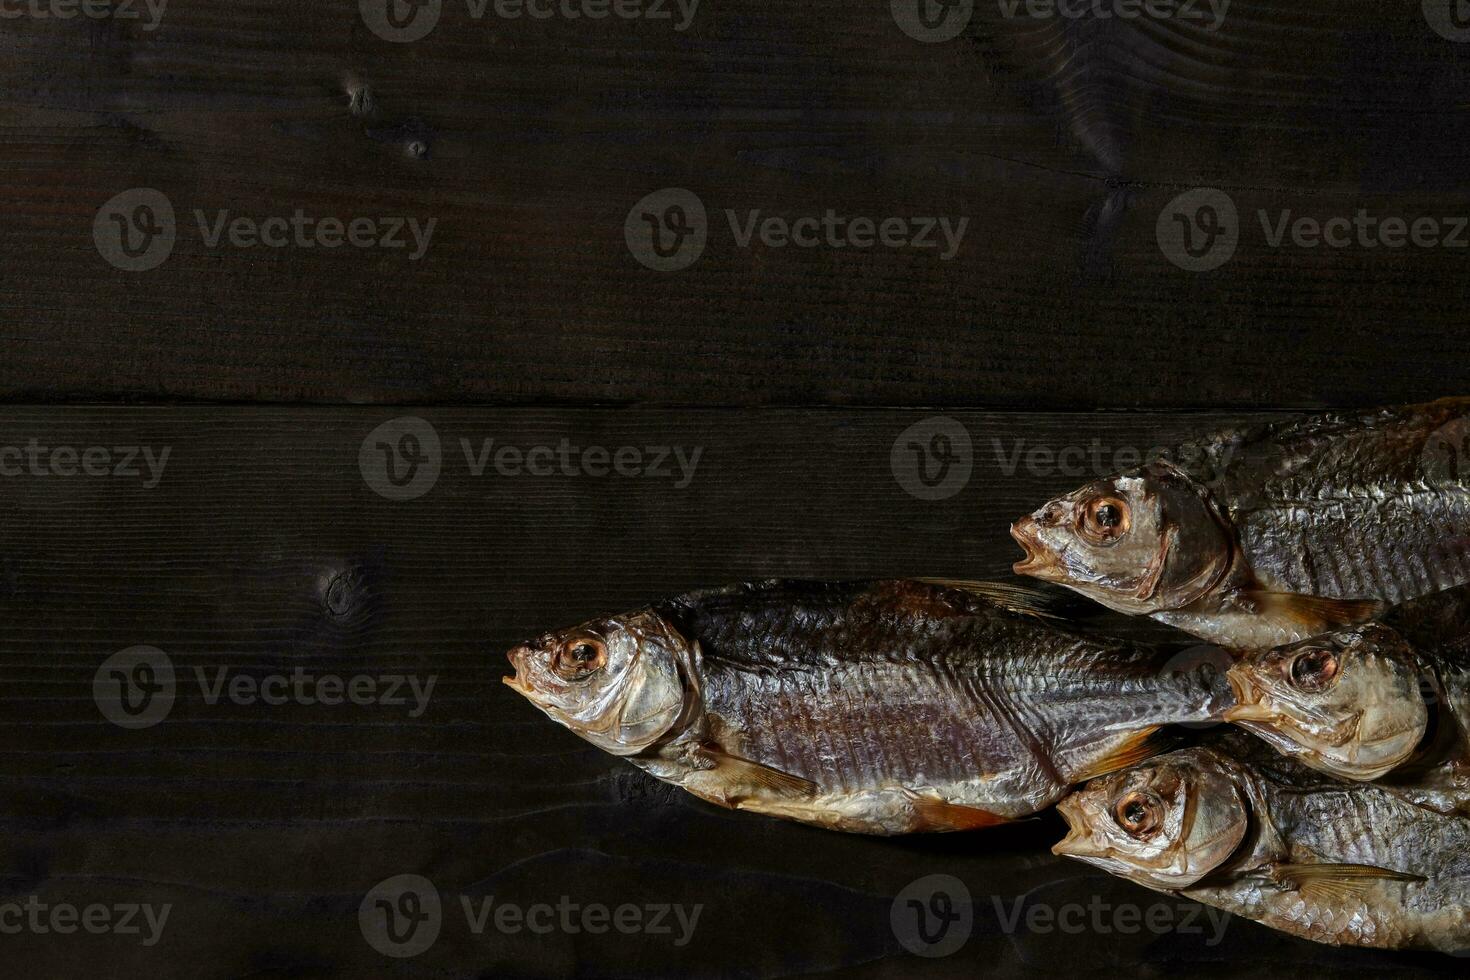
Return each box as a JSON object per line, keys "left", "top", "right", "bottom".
{"left": 1051, "top": 797, "right": 1102, "bottom": 857}
{"left": 503, "top": 645, "right": 533, "bottom": 694}
{"left": 1011, "top": 517, "right": 1062, "bottom": 578}
{"left": 1222, "top": 666, "right": 1273, "bottom": 724}
{"left": 1221, "top": 665, "right": 1300, "bottom": 727}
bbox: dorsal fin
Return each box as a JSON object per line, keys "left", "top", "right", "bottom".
{"left": 917, "top": 578, "right": 1097, "bottom": 623}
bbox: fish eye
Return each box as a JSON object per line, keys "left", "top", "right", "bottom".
{"left": 553, "top": 637, "right": 607, "bottom": 680}
{"left": 1078, "top": 496, "right": 1131, "bottom": 545}
{"left": 1112, "top": 790, "right": 1162, "bottom": 838}
{"left": 1288, "top": 647, "right": 1340, "bottom": 694}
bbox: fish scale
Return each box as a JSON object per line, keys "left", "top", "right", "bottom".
{"left": 702, "top": 656, "right": 983, "bottom": 791}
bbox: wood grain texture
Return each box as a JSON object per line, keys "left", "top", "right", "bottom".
{"left": 4, "top": 3, "right": 1470, "bottom": 405}
{"left": 0, "top": 405, "right": 1463, "bottom": 977}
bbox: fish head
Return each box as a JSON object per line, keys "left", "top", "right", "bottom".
{"left": 1012, "top": 462, "right": 1232, "bottom": 616}
{"left": 1224, "top": 624, "right": 1427, "bottom": 781}
{"left": 1052, "top": 749, "right": 1248, "bottom": 890}
{"left": 505, "top": 608, "right": 694, "bottom": 757}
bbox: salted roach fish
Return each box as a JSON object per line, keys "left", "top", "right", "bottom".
{"left": 1053, "top": 737, "right": 1470, "bottom": 952}
{"left": 1013, "top": 398, "right": 1470, "bottom": 647}
{"left": 505, "top": 579, "right": 1232, "bottom": 835}
{"left": 1224, "top": 583, "right": 1470, "bottom": 812}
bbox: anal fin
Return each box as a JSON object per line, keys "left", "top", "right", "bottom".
{"left": 912, "top": 796, "right": 1014, "bottom": 832}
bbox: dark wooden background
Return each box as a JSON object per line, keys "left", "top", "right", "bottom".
{"left": 4, "top": 0, "right": 1470, "bottom": 977}
{"left": 0, "top": 408, "right": 1462, "bottom": 978}
{"left": 3, "top": 0, "right": 1470, "bottom": 407}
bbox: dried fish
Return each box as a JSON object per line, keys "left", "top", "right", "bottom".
{"left": 506, "top": 579, "right": 1230, "bottom": 834}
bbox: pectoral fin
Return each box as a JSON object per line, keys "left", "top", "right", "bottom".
{"left": 1072, "top": 727, "right": 1175, "bottom": 784}
{"left": 1271, "top": 862, "right": 1426, "bottom": 905}
{"left": 912, "top": 796, "right": 1015, "bottom": 832}
{"left": 1241, "top": 591, "right": 1385, "bottom": 635}
{"left": 696, "top": 743, "right": 817, "bottom": 800}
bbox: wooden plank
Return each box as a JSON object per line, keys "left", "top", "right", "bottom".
{"left": 0, "top": 405, "right": 1461, "bottom": 976}
{"left": 3, "top": 3, "right": 1470, "bottom": 405}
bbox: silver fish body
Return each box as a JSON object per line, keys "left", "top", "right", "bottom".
{"left": 1055, "top": 738, "right": 1470, "bottom": 951}
{"left": 507, "top": 579, "right": 1232, "bottom": 835}
{"left": 1016, "top": 399, "right": 1470, "bottom": 647}
{"left": 1224, "top": 584, "right": 1470, "bottom": 806}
